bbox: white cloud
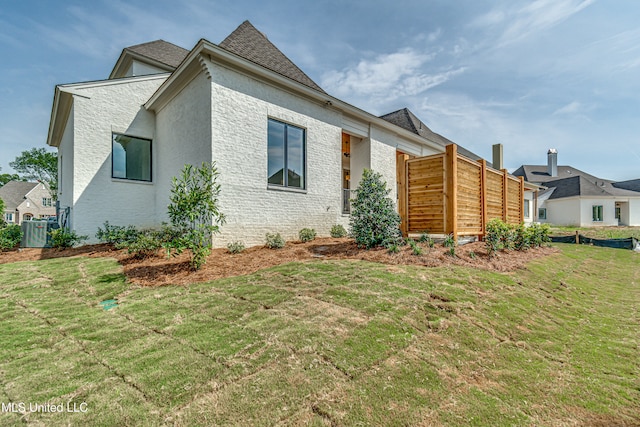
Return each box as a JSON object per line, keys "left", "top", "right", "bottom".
{"left": 553, "top": 101, "right": 590, "bottom": 115}
{"left": 321, "top": 48, "right": 465, "bottom": 104}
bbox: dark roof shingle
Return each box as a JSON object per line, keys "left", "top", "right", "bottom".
{"left": 379, "top": 108, "right": 483, "bottom": 161}
{"left": 219, "top": 21, "right": 325, "bottom": 93}
{"left": 125, "top": 40, "right": 189, "bottom": 69}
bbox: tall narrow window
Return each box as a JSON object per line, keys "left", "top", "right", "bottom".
{"left": 112, "top": 134, "right": 152, "bottom": 182}
{"left": 592, "top": 205, "right": 603, "bottom": 222}
{"left": 267, "top": 119, "right": 305, "bottom": 189}
{"left": 524, "top": 199, "right": 530, "bottom": 218}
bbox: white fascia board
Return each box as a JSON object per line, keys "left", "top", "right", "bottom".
{"left": 144, "top": 40, "right": 444, "bottom": 153}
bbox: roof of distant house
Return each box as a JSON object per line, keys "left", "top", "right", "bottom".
{"left": 219, "top": 20, "right": 325, "bottom": 93}
{"left": 512, "top": 165, "right": 602, "bottom": 184}
{"left": 379, "top": 108, "right": 483, "bottom": 161}
{"left": 513, "top": 165, "right": 640, "bottom": 199}
{"left": 0, "top": 181, "right": 39, "bottom": 210}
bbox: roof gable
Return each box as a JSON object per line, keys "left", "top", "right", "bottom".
{"left": 218, "top": 21, "right": 325, "bottom": 93}
{"left": 110, "top": 40, "right": 189, "bottom": 79}
{"left": 0, "top": 181, "right": 39, "bottom": 210}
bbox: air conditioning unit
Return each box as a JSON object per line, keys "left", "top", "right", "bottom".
{"left": 20, "top": 219, "right": 60, "bottom": 248}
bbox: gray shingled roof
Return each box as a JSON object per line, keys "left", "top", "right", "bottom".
{"left": 379, "top": 108, "right": 483, "bottom": 161}
{"left": 613, "top": 179, "right": 640, "bottom": 192}
{"left": 512, "top": 165, "right": 601, "bottom": 185}
{"left": 0, "top": 181, "right": 38, "bottom": 210}
{"left": 219, "top": 20, "right": 325, "bottom": 93}
{"left": 537, "top": 175, "right": 640, "bottom": 199}
{"left": 125, "top": 40, "right": 189, "bottom": 69}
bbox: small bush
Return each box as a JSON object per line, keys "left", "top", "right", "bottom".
{"left": 0, "top": 224, "right": 22, "bottom": 251}
{"left": 265, "top": 233, "right": 285, "bottom": 249}
{"left": 407, "top": 238, "right": 423, "bottom": 256}
{"left": 227, "top": 241, "right": 245, "bottom": 254}
{"left": 49, "top": 228, "right": 88, "bottom": 249}
{"left": 514, "top": 223, "right": 530, "bottom": 251}
{"left": 469, "top": 251, "right": 476, "bottom": 259}
{"left": 299, "top": 228, "right": 317, "bottom": 243}
{"left": 96, "top": 221, "right": 139, "bottom": 245}
{"left": 387, "top": 243, "right": 400, "bottom": 254}
{"left": 447, "top": 247, "right": 456, "bottom": 257}
{"left": 443, "top": 234, "right": 456, "bottom": 248}
{"left": 124, "top": 231, "right": 162, "bottom": 259}
{"left": 330, "top": 224, "right": 347, "bottom": 238}
{"left": 527, "top": 223, "right": 551, "bottom": 248}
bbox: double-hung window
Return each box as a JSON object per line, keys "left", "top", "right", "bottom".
{"left": 267, "top": 119, "right": 306, "bottom": 190}
{"left": 112, "top": 133, "right": 152, "bottom": 182}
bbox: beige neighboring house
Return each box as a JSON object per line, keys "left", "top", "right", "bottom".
{"left": 0, "top": 181, "right": 56, "bottom": 225}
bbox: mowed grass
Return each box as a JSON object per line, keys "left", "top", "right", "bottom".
{"left": 0, "top": 245, "right": 638, "bottom": 426}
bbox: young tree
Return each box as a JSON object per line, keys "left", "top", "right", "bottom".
{"left": 349, "top": 169, "right": 402, "bottom": 249}
{"left": 0, "top": 197, "right": 5, "bottom": 227}
{"left": 9, "top": 148, "right": 57, "bottom": 197}
{"left": 167, "top": 162, "right": 226, "bottom": 270}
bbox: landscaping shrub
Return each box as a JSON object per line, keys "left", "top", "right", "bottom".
{"left": 227, "top": 241, "right": 245, "bottom": 254}
{"left": 485, "top": 219, "right": 549, "bottom": 257}
{"left": 349, "top": 169, "right": 401, "bottom": 249}
{"left": 96, "top": 221, "right": 140, "bottom": 246}
{"left": 0, "top": 224, "right": 22, "bottom": 251}
{"left": 443, "top": 233, "right": 456, "bottom": 248}
{"left": 527, "top": 223, "right": 551, "bottom": 248}
{"left": 124, "top": 230, "right": 163, "bottom": 259}
{"left": 299, "top": 228, "right": 317, "bottom": 243}
{"left": 418, "top": 231, "right": 434, "bottom": 247}
{"left": 407, "top": 239, "right": 423, "bottom": 256}
{"left": 330, "top": 224, "right": 347, "bottom": 238}
{"left": 167, "top": 162, "right": 226, "bottom": 270}
{"left": 49, "top": 228, "right": 88, "bottom": 249}
{"left": 265, "top": 233, "right": 285, "bottom": 249}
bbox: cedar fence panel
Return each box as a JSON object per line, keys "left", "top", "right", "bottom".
{"left": 401, "top": 144, "right": 524, "bottom": 240}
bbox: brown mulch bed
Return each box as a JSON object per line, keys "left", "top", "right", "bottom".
{"left": 0, "top": 238, "right": 558, "bottom": 287}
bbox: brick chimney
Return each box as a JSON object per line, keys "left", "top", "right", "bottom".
{"left": 547, "top": 149, "right": 558, "bottom": 177}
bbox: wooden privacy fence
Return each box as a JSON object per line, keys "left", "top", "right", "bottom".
{"left": 398, "top": 144, "right": 524, "bottom": 239}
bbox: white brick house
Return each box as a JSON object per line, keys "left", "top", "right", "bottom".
{"left": 47, "top": 21, "right": 459, "bottom": 247}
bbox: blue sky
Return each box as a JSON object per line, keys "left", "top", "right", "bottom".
{"left": 1, "top": 0, "right": 639, "bottom": 181}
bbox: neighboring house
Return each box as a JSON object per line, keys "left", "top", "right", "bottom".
{"left": 0, "top": 181, "right": 56, "bottom": 225}
{"left": 513, "top": 150, "right": 640, "bottom": 226}
{"left": 46, "top": 20, "right": 489, "bottom": 246}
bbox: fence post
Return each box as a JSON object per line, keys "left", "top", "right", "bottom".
{"left": 446, "top": 144, "right": 458, "bottom": 242}
{"left": 397, "top": 152, "right": 409, "bottom": 236}
{"left": 480, "top": 159, "right": 488, "bottom": 239}
{"left": 502, "top": 168, "right": 509, "bottom": 222}
{"left": 518, "top": 176, "right": 525, "bottom": 224}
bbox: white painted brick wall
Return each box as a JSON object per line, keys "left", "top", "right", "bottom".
{"left": 66, "top": 77, "right": 166, "bottom": 240}
{"left": 207, "top": 61, "right": 344, "bottom": 247}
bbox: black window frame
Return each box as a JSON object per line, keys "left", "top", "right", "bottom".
{"left": 111, "top": 133, "right": 153, "bottom": 182}
{"left": 267, "top": 118, "right": 306, "bottom": 190}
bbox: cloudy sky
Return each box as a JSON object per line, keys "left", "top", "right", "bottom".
{"left": 1, "top": 0, "right": 639, "bottom": 180}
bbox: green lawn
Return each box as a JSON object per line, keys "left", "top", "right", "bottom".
{"left": 0, "top": 245, "right": 638, "bottom": 426}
